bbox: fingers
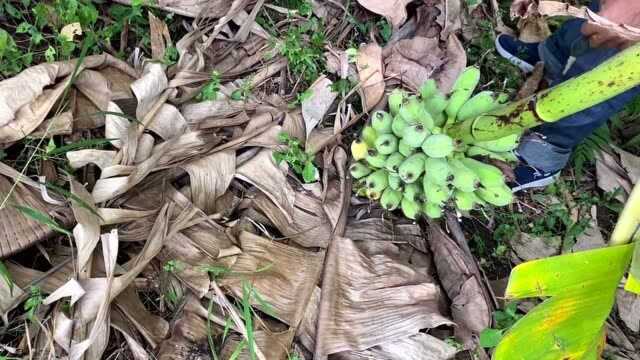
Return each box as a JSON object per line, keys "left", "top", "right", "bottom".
{"left": 581, "top": 22, "right": 630, "bottom": 49}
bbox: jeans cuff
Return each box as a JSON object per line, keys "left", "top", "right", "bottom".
{"left": 517, "top": 133, "right": 571, "bottom": 173}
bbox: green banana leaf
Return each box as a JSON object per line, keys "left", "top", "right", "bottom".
{"left": 494, "top": 244, "right": 634, "bottom": 360}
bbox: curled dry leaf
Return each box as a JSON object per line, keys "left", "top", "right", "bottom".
{"left": 356, "top": 0, "right": 413, "bottom": 29}
{"left": 426, "top": 225, "right": 491, "bottom": 340}
{"left": 510, "top": 232, "right": 561, "bottom": 262}
{"left": 616, "top": 289, "right": 640, "bottom": 333}
{"left": 182, "top": 150, "right": 236, "bottom": 214}
{"left": 314, "top": 236, "right": 452, "bottom": 358}
{"left": 333, "top": 333, "right": 457, "bottom": 360}
{"left": 70, "top": 180, "right": 100, "bottom": 277}
{"left": 221, "top": 329, "right": 295, "bottom": 360}
{"left": 113, "top": 0, "right": 232, "bottom": 18}
{"left": 301, "top": 76, "right": 338, "bottom": 140}
{"left": 156, "top": 296, "right": 210, "bottom": 360}
{"left": 596, "top": 149, "right": 633, "bottom": 202}
{"left": 220, "top": 231, "right": 325, "bottom": 326}
{"left": 357, "top": 44, "right": 385, "bottom": 112}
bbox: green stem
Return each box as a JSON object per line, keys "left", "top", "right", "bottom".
{"left": 610, "top": 183, "right": 640, "bottom": 246}
{"left": 447, "top": 42, "right": 640, "bottom": 143}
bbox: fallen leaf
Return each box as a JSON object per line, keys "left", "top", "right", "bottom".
{"left": 510, "top": 232, "right": 561, "bottom": 262}
{"left": 616, "top": 289, "right": 640, "bottom": 333}
{"left": 333, "top": 333, "right": 457, "bottom": 360}
{"left": 60, "top": 22, "right": 82, "bottom": 41}
{"left": 356, "top": 44, "right": 385, "bottom": 111}
{"left": 356, "top": 0, "right": 413, "bottom": 29}
{"left": 43, "top": 279, "right": 85, "bottom": 306}
{"left": 301, "top": 76, "right": 338, "bottom": 140}
{"left": 596, "top": 150, "right": 633, "bottom": 202}
{"left": 314, "top": 236, "right": 452, "bottom": 358}
{"left": 182, "top": 150, "right": 236, "bottom": 214}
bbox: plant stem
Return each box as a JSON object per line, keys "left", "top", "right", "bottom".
{"left": 610, "top": 183, "right": 640, "bottom": 246}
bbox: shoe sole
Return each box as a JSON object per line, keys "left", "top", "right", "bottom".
{"left": 495, "top": 35, "right": 535, "bottom": 73}
{"left": 511, "top": 173, "right": 559, "bottom": 193}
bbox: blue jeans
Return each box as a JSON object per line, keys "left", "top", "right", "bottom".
{"left": 518, "top": 1, "right": 640, "bottom": 173}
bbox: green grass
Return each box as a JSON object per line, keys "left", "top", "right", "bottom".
{"left": 273, "top": 132, "right": 318, "bottom": 183}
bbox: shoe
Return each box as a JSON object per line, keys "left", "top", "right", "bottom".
{"left": 495, "top": 34, "right": 541, "bottom": 73}
{"left": 510, "top": 164, "right": 560, "bottom": 193}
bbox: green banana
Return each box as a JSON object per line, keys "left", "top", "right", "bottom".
{"left": 421, "top": 134, "right": 455, "bottom": 158}
{"left": 398, "top": 139, "right": 415, "bottom": 157}
{"left": 372, "top": 111, "right": 393, "bottom": 134}
{"left": 419, "top": 79, "right": 438, "bottom": 100}
{"left": 401, "top": 197, "right": 421, "bottom": 220}
{"left": 423, "top": 92, "right": 448, "bottom": 119}
{"left": 365, "top": 150, "right": 387, "bottom": 168}
{"left": 385, "top": 152, "right": 405, "bottom": 173}
{"left": 476, "top": 184, "right": 513, "bottom": 206}
{"left": 365, "top": 169, "right": 389, "bottom": 194}
{"left": 349, "top": 162, "right": 372, "bottom": 179}
{"left": 392, "top": 115, "right": 408, "bottom": 138}
{"left": 454, "top": 190, "right": 481, "bottom": 211}
{"left": 398, "top": 153, "right": 427, "bottom": 184}
{"left": 460, "top": 157, "right": 505, "bottom": 188}
{"left": 457, "top": 91, "right": 509, "bottom": 121}
{"left": 351, "top": 139, "right": 369, "bottom": 161}
{"left": 445, "top": 66, "right": 481, "bottom": 122}
{"left": 403, "top": 182, "right": 423, "bottom": 203}
{"left": 361, "top": 126, "right": 378, "bottom": 147}
{"left": 381, "top": 188, "right": 403, "bottom": 211}
{"left": 402, "top": 124, "right": 430, "bottom": 148}
{"left": 466, "top": 146, "right": 508, "bottom": 161}
{"left": 400, "top": 96, "right": 433, "bottom": 128}
{"left": 375, "top": 134, "right": 399, "bottom": 155}
{"left": 366, "top": 188, "right": 382, "bottom": 200}
{"left": 423, "top": 178, "right": 451, "bottom": 205}
{"left": 474, "top": 134, "right": 520, "bottom": 152}
{"left": 389, "top": 88, "right": 407, "bottom": 115}
{"left": 424, "top": 157, "right": 452, "bottom": 186}
{"left": 388, "top": 173, "right": 403, "bottom": 191}
{"left": 449, "top": 158, "right": 480, "bottom": 192}
{"left": 423, "top": 202, "right": 443, "bottom": 219}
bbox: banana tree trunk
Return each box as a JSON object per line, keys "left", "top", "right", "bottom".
{"left": 447, "top": 42, "right": 640, "bottom": 143}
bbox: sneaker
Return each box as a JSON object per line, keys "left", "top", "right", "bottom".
{"left": 510, "top": 164, "right": 560, "bottom": 193}
{"left": 495, "top": 34, "right": 541, "bottom": 73}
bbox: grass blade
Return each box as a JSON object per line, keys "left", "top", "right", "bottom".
{"left": 206, "top": 297, "right": 220, "bottom": 360}
{"left": 13, "top": 205, "right": 71, "bottom": 236}
{"left": 0, "top": 260, "right": 14, "bottom": 295}
{"left": 46, "top": 138, "right": 114, "bottom": 156}
{"left": 242, "top": 281, "right": 256, "bottom": 360}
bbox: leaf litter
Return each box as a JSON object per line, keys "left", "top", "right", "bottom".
{"left": 1, "top": 0, "right": 639, "bottom": 359}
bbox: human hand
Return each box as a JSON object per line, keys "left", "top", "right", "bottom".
{"left": 581, "top": 0, "right": 640, "bottom": 49}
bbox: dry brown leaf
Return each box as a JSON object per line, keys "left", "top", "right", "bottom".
{"left": 182, "top": 98, "right": 259, "bottom": 124}
{"left": 333, "top": 333, "right": 457, "bottom": 360}
{"left": 131, "top": 63, "right": 168, "bottom": 121}
{"left": 616, "top": 289, "right": 640, "bottom": 333}
{"left": 235, "top": 149, "right": 295, "bottom": 222}
{"left": 70, "top": 180, "right": 101, "bottom": 277}
{"left": 66, "top": 150, "right": 116, "bottom": 170}
{"left": 517, "top": 62, "right": 545, "bottom": 99}
{"left": 596, "top": 150, "right": 633, "bottom": 202}
{"left": 113, "top": 0, "right": 233, "bottom": 18}
{"left": 426, "top": 225, "right": 491, "bottom": 339}
{"left": 30, "top": 111, "right": 74, "bottom": 138}
{"left": 437, "top": 0, "right": 463, "bottom": 38}
{"left": 301, "top": 76, "right": 338, "bottom": 140}
{"left": 432, "top": 34, "right": 467, "bottom": 94}
{"left": 221, "top": 329, "right": 295, "bottom": 360}
{"left": 43, "top": 279, "right": 85, "bottom": 306}
{"left": 149, "top": 12, "right": 172, "bottom": 61}
{"left": 384, "top": 37, "right": 443, "bottom": 91}
{"left": 510, "top": 232, "right": 561, "bottom": 262}
{"left": 146, "top": 104, "right": 188, "bottom": 140}
{"left": 297, "top": 286, "right": 321, "bottom": 352}
{"left": 616, "top": 147, "right": 640, "bottom": 184}
{"left": 356, "top": 0, "right": 412, "bottom": 29}
{"left": 114, "top": 286, "right": 169, "bottom": 347}
{"left": 156, "top": 296, "right": 210, "bottom": 360}
{"left": 110, "top": 309, "right": 151, "bottom": 360}
{"left": 252, "top": 192, "right": 332, "bottom": 248}
{"left": 356, "top": 44, "right": 385, "bottom": 112}
{"left": 321, "top": 147, "right": 350, "bottom": 233}
{"left": 314, "top": 236, "right": 452, "bottom": 358}
{"left": 182, "top": 150, "right": 235, "bottom": 214}
{"left": 220, "top": 231, "right": 324, "bottom": 326}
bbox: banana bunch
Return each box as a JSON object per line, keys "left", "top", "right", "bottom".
{"left": 350, "top": 67, "right": 517, "bottom": 220}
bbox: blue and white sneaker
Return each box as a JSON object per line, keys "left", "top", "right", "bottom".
{"left": 495, "top": 34, "right": 541, "bottom": 73}
{"left": 510, "top": 164, "right": 560, "bottom": 193}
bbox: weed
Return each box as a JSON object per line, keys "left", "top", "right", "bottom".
{"left": 276, "top": 17, "right": 326, "bottom": 84}
{"left": 197, "top": 71, "right": 222, "bottom": 102}
{"left": 480, "top": 302, "right": 523, "bottom": 348}
{"left": 162, "top": 46, "right": 179, "bottom": 65}
{"left": 24, "top": 286, "right": 43, "bottom": 322}
{"left": 273, "top": 132, "right": 318, "bottom": 183}
{"left": 444, "top": 337, "right": 464, "bottom": 351}
{"left": 231, "top": 77, "right": 253, "bottom": 101}
{"left": 570, "top": 125, "right": 610, "bottom": 180}
{"left": 289, "top": 89, "right": 313, "bottom": 108}
{"left": 331, "top": 78, "right": 355, "bottom": 97}
{"left": 13, "top": 204, "right": 71, "bottom": 236}
{"left": 163, "top": 260, "right": 185, "bottom": 273}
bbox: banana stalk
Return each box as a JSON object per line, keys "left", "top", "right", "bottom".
{"left": 447, "top": 43, "right": 640, "bottom": 143}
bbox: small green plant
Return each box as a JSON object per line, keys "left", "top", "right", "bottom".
{"left": 163, "top": 260, "right": 185, "bottom": 273}
{"left": 162, "top": 46, "right": 179, "bottom": 65}
{"left": 570, "top": 125, "right": 611, "bottom": 180}
{"left": 197, "top": 71, "right": 222, "bottom": 101}
{"left": 24, "top": 286, "right": 44, "bottom": 322}
{"left": 479, "top": 302, "right": 523, "bottom": 348}
{"left": 13, "top": 204, "right": 71, "bottom": 236}
{"left": 289, "top": 89, "right": 313, "bottom": 108}
{"left": 276, "top": 17, "right": 326, "bottom": 83}
{"left": 231, "top": 77, "right": 253, "bottom": 101}
{"left": 273, "top": 132, "right": 318, "bottom": 183}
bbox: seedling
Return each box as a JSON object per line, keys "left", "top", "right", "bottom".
{"left": 273, "top": 132, "right": 318, "bottom": 183}
{"left": 197, "top": 71, "right": 222, "bottom": 102}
